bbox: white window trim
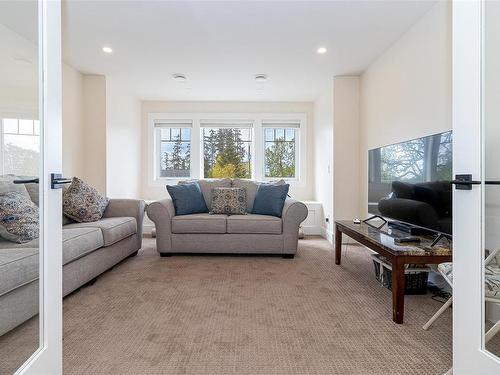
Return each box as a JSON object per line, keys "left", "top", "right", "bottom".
{"left": 148, "top": 112, "right": 307, "bottom": 187}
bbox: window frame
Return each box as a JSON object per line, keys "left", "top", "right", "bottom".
{"left": 154, "top": 122, "right": 192, "bottom": 180}
{"left": 261, "top": 120, "right": 301, "bottom": 182}
{"left": 0, "top": 116, "right": 41, "bottom": 176}
{"left": 148, "top": 112, "right": 307, "bottom": 186}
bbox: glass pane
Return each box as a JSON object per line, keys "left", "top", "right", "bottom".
{"left": 160, "top": 128, "right": 171, "bottom": 141}
{"left": 171, "top": 128, "right": 180, "bottom": 139}
{"left": 483, "top": 0, "right": 500, "bottom": 359}
{"left": 264, "top": 128, "right": 296, "bottom": 178}
{"left": 19, "top": 120, "right": 34, "bottom": 135}
{"left": 181, "top": 128, "right": 190, "bottom": 141}
{"left": 0, "top": 1, "right": 41, "bottom": 374}
{"left": 33, "top": 120, "right": 40, "bottom": 135}
{"left": 159, "top": 128, "right": 191, "bottom": 178}
{"left": 265, "top": 128, "right": 274, "bottom": 141}
{"left": 275, "top": 128, "right": 285, "bottom": 140}
{"left": 3, "top": 119, "right": 18, "bottom": 134}
{"left": 203, "top": 127, "right": 252, "bottom": 178}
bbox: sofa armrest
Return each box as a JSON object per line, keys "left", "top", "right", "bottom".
{"left": 146, "top": 198, "right": 176, "bottom": 253}
{"left": 103, "top": 199, "right": 146, "bottom": 248}
{"left": 282, "top": 198, "right": 308, "bottom": 254}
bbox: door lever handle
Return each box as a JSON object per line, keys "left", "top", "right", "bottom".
{"left": 51, "top": 173, "right": 72, "bottom": 189}
{"left": 13, "top": 178, "right": 39, "bottom": 184}
{"left": 451, "top": 174, "right": 500, "bottom": 190}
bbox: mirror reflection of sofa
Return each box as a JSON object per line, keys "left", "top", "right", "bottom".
{"left": 0, "top": 176, "right": 145, "bottom": 337}
{"left": 378, "top": 181, "right": 452, "bottom": 234}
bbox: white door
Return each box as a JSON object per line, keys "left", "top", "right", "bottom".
{"left": 0, "top": 0, "right": 63, "bottom": 374}
{"left": 453, "top": 0, "right": 500, "bottom": 373}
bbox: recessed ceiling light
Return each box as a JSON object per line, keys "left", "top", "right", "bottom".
{"left": 317, "top": 47, "right": 327, "bottom": 54}
{"left": 102, "top": 46, "right": 113, "bottom": 54}
{"left": 255, "top": 74, "right": 268, "bottom": 83}
{"left": 172, "top": 73, "right": 188, "bottom": 82}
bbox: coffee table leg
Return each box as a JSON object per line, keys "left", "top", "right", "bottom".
{"left": 392, "top": 258, "right": 405, "bottom": 324}
{"left": 335, "top": 225, "right": 342, "bottom": 265}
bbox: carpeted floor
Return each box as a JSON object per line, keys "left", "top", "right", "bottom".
{"left": 1, "top": 236, "right": 461, "bottom": 374}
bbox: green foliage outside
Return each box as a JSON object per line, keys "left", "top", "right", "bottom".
{"left": 204, "top": 128, "right": 250, "bottom": 178}
{"left": 265, "top": 137, "right": 295, "bottom": 178}
{"left": 162, "top": 134, "right": 190, "bottom": 177}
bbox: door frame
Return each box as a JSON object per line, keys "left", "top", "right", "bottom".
{"left": 16, "top": 1, "right": 63, "bottom": 373}
{"left": 453, "top": 0, "right": 500, "bottom": 373}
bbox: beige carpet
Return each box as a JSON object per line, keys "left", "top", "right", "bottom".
{"left": 1, "top": 237, "right": 459, "bottom": 374}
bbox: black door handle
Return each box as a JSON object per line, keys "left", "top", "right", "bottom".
{"left": 451, "top": 174, "right": 500, "bottom": 190}
{"left": 51, "top": 173, "right": 72, "bottom": 189}
{"left": 451, "top": 174, "right": 480, "bottom": 190}
{"left": 13, "top": 178, "right": 39, "bottom": 184}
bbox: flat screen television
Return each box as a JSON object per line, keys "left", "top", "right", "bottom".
{"left": 368, "top": 131, "right": 453, "bottom": 235}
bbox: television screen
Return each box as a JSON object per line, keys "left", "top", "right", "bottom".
{"left": 368, "top": 131, "right": 453, "bottom": 235}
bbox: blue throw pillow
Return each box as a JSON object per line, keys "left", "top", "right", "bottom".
{"left": 166, "top": 182, "right": 208, "bottom": 216}
{"left": 252, "top": 184, "right": 290, "bottom": 218}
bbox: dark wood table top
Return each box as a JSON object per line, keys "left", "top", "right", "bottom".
{"left": 335, "top": 220, "right": 452, "bottom": 258}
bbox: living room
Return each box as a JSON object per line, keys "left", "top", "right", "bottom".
{"left": 1, "top": 1, "right": 500, "bottom": 374}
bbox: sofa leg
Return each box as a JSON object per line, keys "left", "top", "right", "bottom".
{"left": 282, "top": 254, "right": 295, "bottom": 259}
{"left": 84, "top": 277, "right": 98, "bottom": 287}
{"left": 159, "top": 253, "right": 172, "bottom": 257}
{"left": 129, "top": 251, "right": 139, "bottom": 257}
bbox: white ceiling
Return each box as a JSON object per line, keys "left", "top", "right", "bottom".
{"left": 63, "top": 0, "right": 436, "bottom": 102}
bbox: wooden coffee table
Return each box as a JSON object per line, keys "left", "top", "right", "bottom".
{"left": 334, "top": 220, "right": 452, "bottom": 324}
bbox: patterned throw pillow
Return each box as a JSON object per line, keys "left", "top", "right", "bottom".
{"left": 210, "top": 187, "right": 247, "bottom": 215}
{"left": 0, "top": 192, "right": 39, "bottom": 243}
{"left": 63, "top": 177, "right": 109, "bottom": 222}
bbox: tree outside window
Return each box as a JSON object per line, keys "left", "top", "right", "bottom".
{"left": 159, "top": 127, "right": 191, "bottom": 178}
{"left": 264, "top": 127, "right": 296, "bottom": 178}
{"left": 203, "top": 128, "right": 252, "bottom": 179}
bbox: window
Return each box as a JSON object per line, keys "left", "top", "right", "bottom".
{"left": 1, "top": 118, "right": 40, "bottom": 176}
{"left": 154, "top": 121, "right": 191, "bottom": 178}
{"left": 202, "top": 122, "right": 252, "bottom": 179}
{"left": 149, "top": 113, "right": 305, "bottom": 184}
{"left": 264, "top": 126, "right": 297, "bottom": 178}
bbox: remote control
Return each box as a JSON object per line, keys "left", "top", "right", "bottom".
{"left": 394, "top": 237, "right": 421, "bottom": 244}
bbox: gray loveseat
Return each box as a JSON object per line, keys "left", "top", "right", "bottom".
{"left": 0, "top": 195, "right": 145, "bottom": 337}
{"left": 147, "top": 179, "right": 308, "bottom": 257}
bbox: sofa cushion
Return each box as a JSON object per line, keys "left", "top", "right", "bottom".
{"left": 210, "top": 187, "right": 247, "bottom": 215}
{"left": 179, "top": 179, "right": 231, "bottom": 210}
{"left": 0, "top": 192, "right": 39, "bottom": 243}
{"left": 0, "top": 246, "right": 38, "bottom": 297}
{"left": 252, "top": 183, "right": 290, "bottom": 218}
{"left": 167, "top": 182, "right": 208, "bottom": 216}
{"left": 62, "top": 227, "right": 104, "bottom": 265}
{"left": 64, "top": 217, "right": 137, "bottom": 247}
{"left": 232, "top": 179, "right": 285, "bottom": 212}
{"left": 172, "top": 213, "right": 227, "bottom": 234}
{"left": 63, "top": 177, "right": 109, "bottom": 222}
{"left": 227, "top": 214, "right": 282, "bottom": 234}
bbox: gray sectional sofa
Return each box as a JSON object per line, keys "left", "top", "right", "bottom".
{"left": 147, "top": 179, "right": 308, "bottom": 257}
{"left": 0, "top": 198, "right": 145, "bottom": 337}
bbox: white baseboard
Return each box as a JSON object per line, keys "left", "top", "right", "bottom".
{"left": 320, "top": 226, "right": 333, "bottom": 243}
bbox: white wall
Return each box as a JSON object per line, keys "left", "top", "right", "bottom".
{"left": 62, "top": 63, "right": 84, "bottom": 179}
{"left": 106, "top": 77, "right": 141, "bottom": 198}
{"left": 333, "top": 76, "right": 360, "bottom": 221}
{"left": 359, "top": 1, "right": 452, "bottom": 216}
{"left": 0, "top": 23, "right": 38, "bottom": 118}
{"left": 141, "top": 101, "right": 314, "bottom": 201}
{"left": 62, "top": 64, "right": 108, "bottom": 193}
{"left": 313, "top": 82, "right": 334, "bottom": 240}
{"left": 82, "top": 75, "right": 107, "bottom": 194}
